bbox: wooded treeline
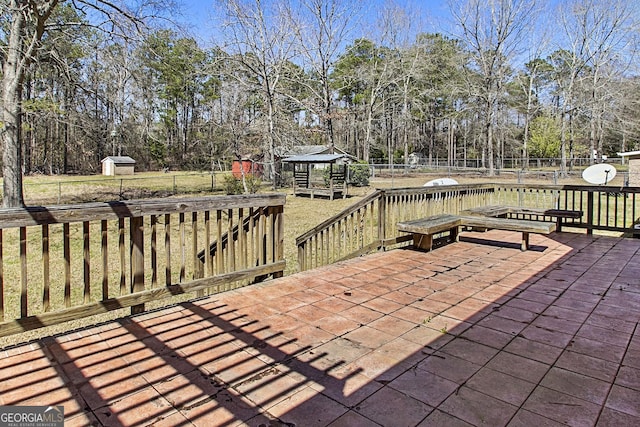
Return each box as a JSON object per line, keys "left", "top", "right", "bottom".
{"left": 2, "top": 0, "right": 640, "bottom": 188}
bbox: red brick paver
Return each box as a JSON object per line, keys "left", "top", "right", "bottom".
{"left": 1, "top": 230, "right": 640, "bottom": 426}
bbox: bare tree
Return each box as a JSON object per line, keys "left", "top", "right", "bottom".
{"left": 287, "top": 0, "right": 362, "bottom": 149}
{"left": 449, "top": 0, "right": 537, "bottom": 176}
{"left": 2, "top": 1, "right": 60, "bottom": 207}
{"left": 611, "top": 77, "right": 640, "bottom": 157}
{"left": 374, "top": 3, "right": 417, "bottom": 167}
{"left": 350, "top": 3, "right": 407, "bottom": 164}
{"left": 548, "top": 0, "right": 637, "bottom": 176}
{"left": 0, "top": 0, "right": 173, "bottom": 207}
{"left": 218, "top": 0, "right": 296, "bottom": 190}
{"left": 513, "top": 8, "right": 551, "bottom": 170}
{"left": 577, "top": 0, "right": 635, "bottom": 163}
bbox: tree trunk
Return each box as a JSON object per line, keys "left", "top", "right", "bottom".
{"left": 559, "top": 111, "right": 568, "bottom": 177}
{"left": 364, "top": 91, "right": 376, "bottom": 163}
{"left": 2, "top": 8, "right": 27, "bottom": 207}
{"left": 486, "top": 96, "right": 495, "bottom": 176}
{"left": 2, "top": 0, "right": 59, "bottom": 206}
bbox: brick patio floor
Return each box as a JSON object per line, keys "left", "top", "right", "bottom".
{"left": 1, "top": 230, "right": 640, "bottom": 426}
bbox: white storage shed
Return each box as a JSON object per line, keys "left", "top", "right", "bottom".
{"left": 101, "top": 156, "right": 136, "bottom": 176}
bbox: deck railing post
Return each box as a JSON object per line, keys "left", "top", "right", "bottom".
{"left": 298, "top": 243, "right": 306, "bottom": 272}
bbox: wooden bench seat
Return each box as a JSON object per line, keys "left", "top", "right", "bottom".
{"left": 397, "top": 214, "right": 462, "bottom": 251}
{"left": 398, "top": 214, "right": 556, "bottom": 251}
{"left": 461, "top": 205, "right": 582, "bottom": 231}
{"left": 459, "top": 215, "right": 556, "bottom": 250}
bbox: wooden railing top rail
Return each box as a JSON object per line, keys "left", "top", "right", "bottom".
{"left": 380, "top": 183, "right": 495, "bottom": 195}
{"left": 295, "top": 190, "right": 382, "bottom": 244}
{"left": 0, "top": 194, "right": 287, "bottom": 229}
{"left": 491, "top": 183, "right": 640, "bottom": 193}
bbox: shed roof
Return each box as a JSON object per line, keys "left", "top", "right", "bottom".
{"left": 101, "top": 156, "right": 136, "bottom": 164}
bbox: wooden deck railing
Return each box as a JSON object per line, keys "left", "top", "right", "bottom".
{"left": 296, "top": 184, "right": 496, "bottom": 271}
{"left": 0, "top": 194, "right": 285, "bottom": 338}
{"left": 296, "top": 184, "right": 640, "bottom": 271}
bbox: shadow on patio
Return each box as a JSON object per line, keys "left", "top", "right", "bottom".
{"left": 1, "top": 230, "right": 640, "bottom": 426}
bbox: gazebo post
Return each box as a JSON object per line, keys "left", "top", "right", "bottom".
{"left": 329, "top": 163, "right": 334, "bottom": 201}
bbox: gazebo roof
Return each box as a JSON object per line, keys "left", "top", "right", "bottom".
{"left": 282, "top": 153, "right": 347, "bottom": 163}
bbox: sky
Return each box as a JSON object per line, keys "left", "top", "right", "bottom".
{"left": 179, "top": 0, "right": 453, "bottom": 48}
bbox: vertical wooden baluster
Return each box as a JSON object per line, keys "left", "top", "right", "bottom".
{"left": 335, "top": 219, "right": 341, "bottom": 260}
{"left": 587, "top": 191, "right": 594, "bottom": 235}
{"left": 319, "top": 229, "right": 323, "bottom": 268}
{"left": 326, "top": 223, "right": 330, "bottom": 264}
{"left": 238, "top": 208, "right": 246, "bottom": 273}
{"left": 64, "top": 223, "right": 71, "bottom": 307}
{"left": 614, "top": 192, "right": 619, "bottom": 228}
{"left": 150, "top": 215, "right": 157, "bottom": 288}
{"left": 83, "top": 221, "right": 90, "bottom": 303}
{"left": 248, "top": 208, "right": 255, "bottom": 268}
{"left": 622, "top": 190, "right": 627, "bottom": 227}
{"left": 180, "top": 212, "right": 186, "bottom": 282}
{"left": 192, "top": 212, "right": 200, "bottom": 280}
{"left": 216, "top": 210, "right": 224, "bottom": 275}
{"left": 378, "top": 195, "right": 386, "bottom": 249}
{"left": 319, "top": 229, "right": 324, "bottom": 266}
{"left": 20, "top": 227, "right": 27, "bottom": 317}
{"left": 119, "top": 218, "right": 126, "bottom": 295}
{"left": 276, "top": 205, "right": 284, "bottom": 272}
{"left": 366, "top": 204, "right": 372, "bottom": 246}
{"left": 258, "top": 208, "right": 266, "bottom": 267}
{"left": 42, "top": 225, "right": 50, "bottom": 312}
{"left": 227, "top": 209, "right": 235, "bottom": 273}
{"left": 313, "top": 233, "right": 318, "bottom": 269}
{"left": 357, "top": 209, "right": 363, "bottom": 250}
{"left": 297, "top": 241, "right": 305, "bottom": 272}
{"left": 268, "top": 208, "right": 273, "bottom": 266}
{"left": 331, "top": 223, "right": 336, "bottom": 264}
{"left": 205, "top": 211, "right": 212, "bottom": 276}
{"left": 631, "top": 192, "right": 636, "bottom": 228}
{"left": 101, "top": 220, "right": 108, "bottom": 300}
{"left": 165, "top": 214, "right": 172, "bottom": 285}
{"left": 350, "top": 212, "right": 355, "bottom": 254}
{"left": 193, "top": 212, "right": 204, "bottom": 297}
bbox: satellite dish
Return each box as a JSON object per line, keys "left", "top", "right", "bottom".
{"left": 424, "top": 178, "right": 459, "bottom": 187}
{"left": 582, "top": 163, "right": 617, "bottom": 185}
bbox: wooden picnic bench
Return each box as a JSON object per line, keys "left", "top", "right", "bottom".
{"left": 461, "top": 205, "right": 582, "bottom": 232}
{"left": 397, "top": 214, "right": 556, "bottom": 252}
